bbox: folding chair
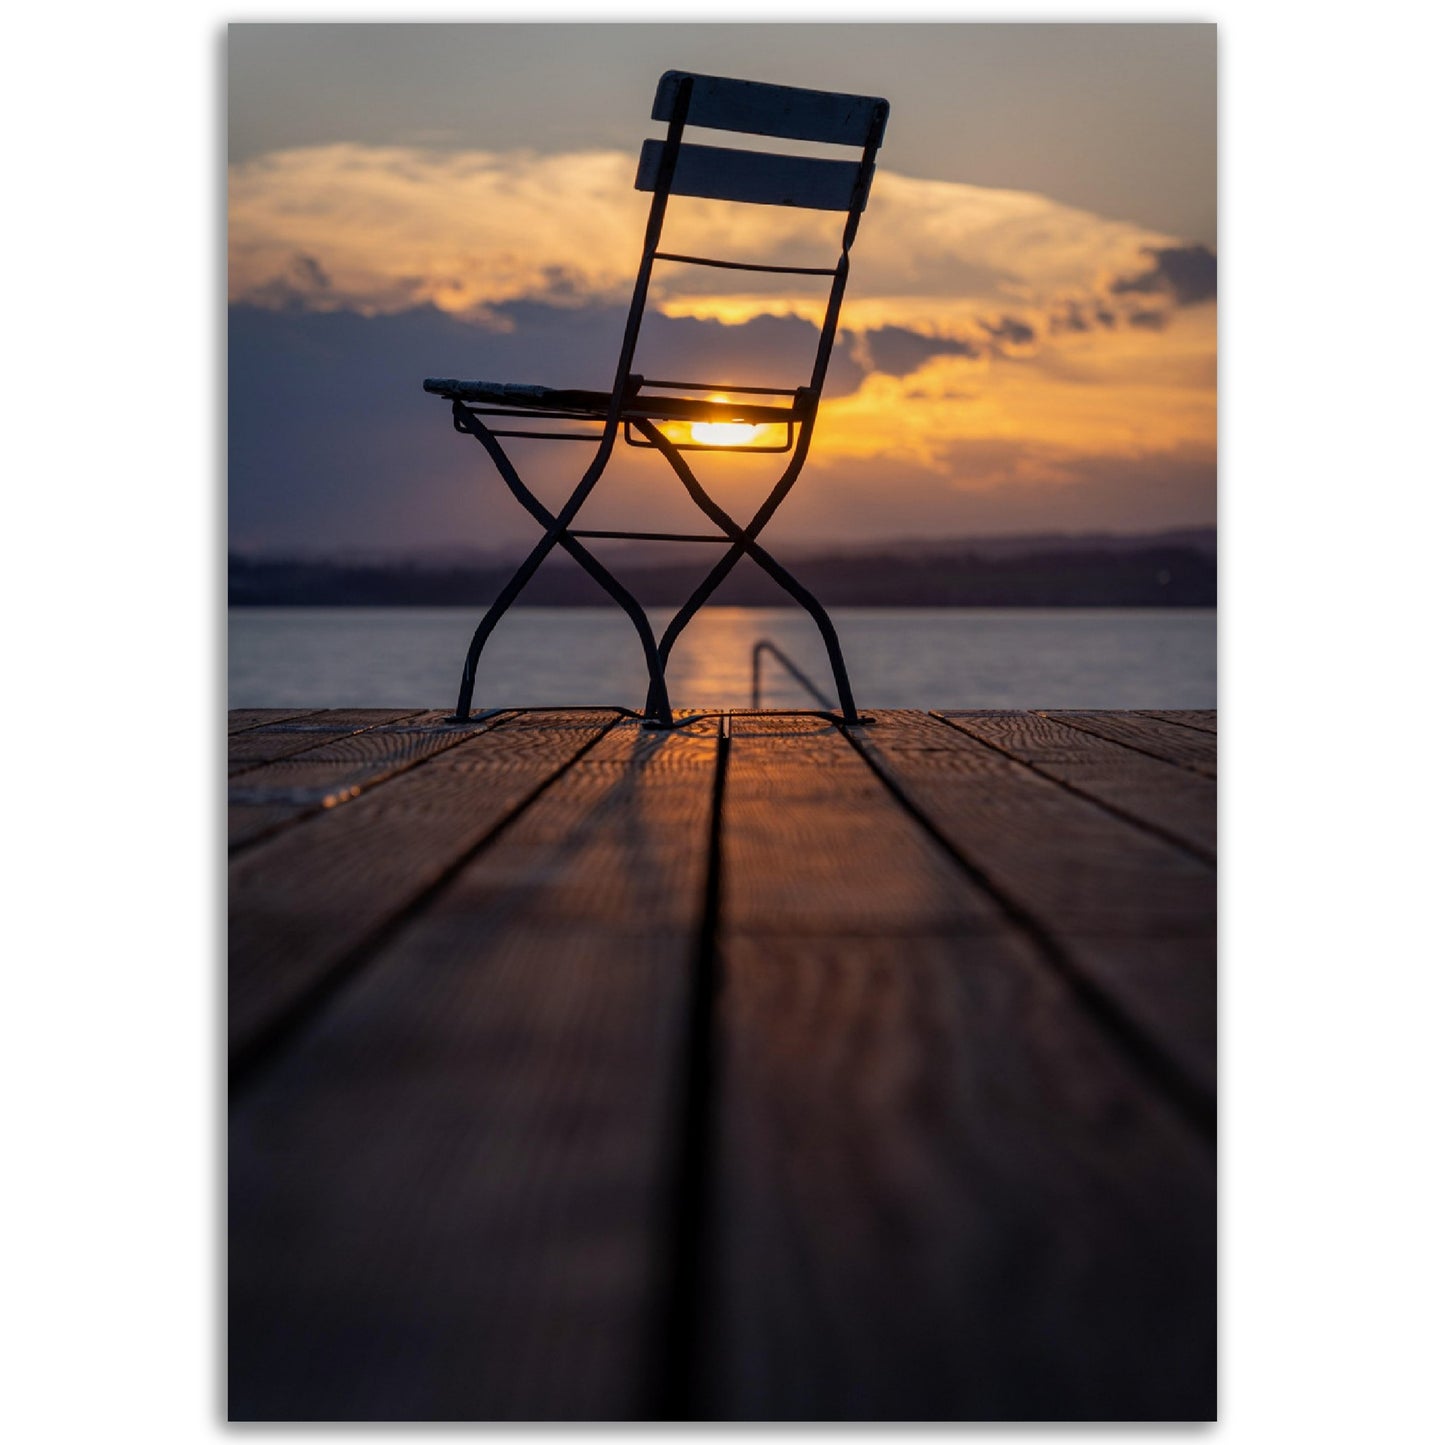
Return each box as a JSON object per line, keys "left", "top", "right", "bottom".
{"left": 424, "top": 70, "right": 890, "bottom": 727}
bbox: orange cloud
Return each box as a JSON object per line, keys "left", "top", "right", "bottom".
{"left": 229, "top": 146, "right": 648, "bottom": 321}
{"left": 821, "top": 305, "right": 1216, "bottom": 472}
{"left": 229, "top": 145, "right": 1191, "bottom": 336}
{"left": 228, "top": 143, "right": 1214, "bottom": 520}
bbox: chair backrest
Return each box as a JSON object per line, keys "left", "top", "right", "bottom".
{"left": 652, "top": 70, "right": 887, "bottom": 146}
{"left": 638, "top": 71, "right": 888, "bottom": 213}
{"left": 635, "top": 140, "right": 867, "bottom": 212}
{"left": 624, "top": 70, "right": 890, "bottom": 405}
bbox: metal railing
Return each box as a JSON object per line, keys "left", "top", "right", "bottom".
{"left": 750, "top": 639, "right": 837, "bottom": 711}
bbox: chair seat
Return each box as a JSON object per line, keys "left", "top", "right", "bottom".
{"left": 423, "top": 377, "right": 797, "bottom": 427}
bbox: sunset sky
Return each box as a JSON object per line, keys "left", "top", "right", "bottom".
{"left": 228, "top": 23, "right": 1216, "bottom": 555}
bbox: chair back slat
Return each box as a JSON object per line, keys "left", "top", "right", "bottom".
{"left": 653, "top": 70, "right": 888, "bottom": 148}
{"left": 636, "top": 140, "right": 868, "bottom": 212}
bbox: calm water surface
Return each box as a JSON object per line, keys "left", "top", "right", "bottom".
{"left": 229, "top": 608, "right": 1216, "bottom": 710}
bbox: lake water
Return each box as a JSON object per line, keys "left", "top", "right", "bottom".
{"left": 229, "top": 608, "right": 1216, "bottom": 711}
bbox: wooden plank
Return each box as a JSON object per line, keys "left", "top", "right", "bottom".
{"left": 228, "top": 711, "right": 614, "bottom": 1064}
{"left": 653, "top": 70, "right": 887, "bottom": 147}
{"left": 856, "top": 713, "right": 1215, "bottom": 942}
{"left": 636, "top": 140, "right": 866, "bottom": 212}
{"left": 1064, "top": 936, "right": 1217, "bottom": 1106}
{"left": 227, "top": 708, "right": 424, "bottom": 774}
{"left": 854, "top": 712, "right": 1215, "bottom": 1103}
{"left": 227, "top": 711, "right": 513, "bottom": 851}
{"left": 937, "top": 710, "right": 1216, "bottom": 863}
{"left": 1044, "top": 710, "right": 1217, "bottom": 777}
{"left": 227, "top": 803, "right": 310, "bottom": 851}
{"left": 229, "top": 718, "right": 721, "bottom": 1420}
{"left": 1139, "top": 709, "right": 1217, "bottom": 735}
{"left": 719, "top": 715, "right": 1005, "bottom": 937}
{"left": 228, "top": 707, "right": 322, "bottom": 733}
{"left": 699, "top": 715, "right": 1215, "bottom": 1419}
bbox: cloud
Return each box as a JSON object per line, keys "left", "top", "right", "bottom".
{"left": 229, "top": 144, "right": 1209, "bottom": 344}
{"left": 227, "top": 145, "right": 1215, "bottom": 551}
{"left": 851, "top": 326, "right": 978, "bottom": 377}
{"left": 980, "top": 316, "right": 1036, "bottom": 347}
{"left": 229, "top": 146, "right": 648, "bottom": 323}
{"left": 1110, "top": 244, "right": 1217, "bottom": 306}
{"left": 820, "top": 304, "right": 1216, "bottom": 471}
{"left": 229, "top": 298, "right": 1214, "bottom": 555}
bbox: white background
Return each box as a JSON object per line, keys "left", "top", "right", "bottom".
{"left": 4, "top": 2, "right": 1442, "bottom": 1440}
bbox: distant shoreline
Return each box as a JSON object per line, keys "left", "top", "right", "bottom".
{"left": 230, "top": 532, "right": 1216, "bottom": 609}
{"left": 229, "top": 599, "right": 1218, "bottom": 610}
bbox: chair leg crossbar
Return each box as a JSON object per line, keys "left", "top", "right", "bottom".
{"left": 449, "top": 400, "right": 862, "bottom": 728}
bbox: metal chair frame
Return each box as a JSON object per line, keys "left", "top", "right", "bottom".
{"left": 424, "top": 70, "right": 890, "bottom": 727}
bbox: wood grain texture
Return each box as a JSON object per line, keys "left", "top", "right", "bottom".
{"left": 228, "top": 711, "right": 614, "bottom": 1064}
{"left": 227, "top": 709, "right": 424, "bottom": 775}
{"left": 230, "top": 719, "right": 720, "bottom": 1420}
{"left": 722, "top": 715, "right": 1006, "bottom": 937}
{"left": 697, "top": 715, "right": 1215, "bottom": 1419}
{"left": 937, "top": 710, "right": 1215, "bottom": 862}
{"left": 1044, "top": 710, "right": 1217, "bottom": 777}
{"left": 228, "top": 708, "right": 1217, "bottom": 1421}
{"left": 228, "top": 707, "right": 322, "bottom": 733}
{"left": 227, "top": 711, "right": 512, "bottom": 851}
{"left": 1063, "top": 937, "right": 1217, "bottom": 1108}
{"left": 854, "top": 712, "right": 1215, "bottom": 1105}
{"left": 1138, "top": 709, "right": 1217, "bottom": 735}
{"left": 857, "top": 713, "right": 1215, "bottom": 941}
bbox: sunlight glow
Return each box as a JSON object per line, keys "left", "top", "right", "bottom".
{"left": 690, "top": 395, "right": 762, "bottom": 447}
{"left": 691, "top": 420, "right": 761, "bottom": 446}
{"left": 227, "top": 145, "right": 1215, "bottom": 499}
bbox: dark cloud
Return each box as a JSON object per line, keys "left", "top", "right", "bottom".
{"left": 228, "top": 292, "right": 1215, "bottom": 560}
{"left": 1112, "top": 244, "right": 1216, "bottom": 306}
{"left": 860, "top": 326, "right": 978, "bottom": 377}
{"left": 292, "top": 253, "right": 331, "bottom": 291}
{"left": 1128, "top": 310, "right": 1168, "bottom": 330}
{"left": 229, "top": 299, "right": 874, "bottom": 554}
{"left": 238, "top": 251, "right": 336, "bottom": 310}
{"left": 1049, "top": 301, "right": 1092, "bottom": 336}
{"left": 635, "top": 310, "right": 865, "bottom": 398}
{"left": 980, "top": 316, "right": 1036, "bottom": 347}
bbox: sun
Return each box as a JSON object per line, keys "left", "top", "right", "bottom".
{"left": 690, "top": 420, "right": 761, "bottom": 446}
{"left": 689, "top": 395, "right": 761, "bottom": 447}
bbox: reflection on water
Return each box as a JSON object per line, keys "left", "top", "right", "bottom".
{"left": 229, "top": 607, "right": 1216, "bottom": 711}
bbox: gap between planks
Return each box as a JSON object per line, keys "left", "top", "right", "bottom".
{"left": 690, "top": 713, "right": 1213, "bottom": 1420}
{"left": 230, "top": 715, "right": 725, "bottom": 1421}
{"left": 229, "top": 709, "right": 1216, "bottom": 1421}
{"left": 934, "top": 711, "right": 1215, "bottom": 865}
{"left": 228, "top": 710, "right": 516, "bottom": 853}
{"left": 229, "top": 711, "right": 621, "bottom": 1075}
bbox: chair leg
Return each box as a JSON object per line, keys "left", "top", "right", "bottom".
{"left": 452, "top": 531, "right": 557, "bottom": 721}
{"left": 657, "top": 535, "right": 860, "bottom": 723}
{"left": 743, "top": 542, "right": 862, "bottom": 724}
{"left": 552, "top": 534, "right": 673, "bottom": 727}
{"left": 449, "top": 408, "right": 673, "bottom": 726}
{"left": 635, "top": 419, "right": 863, "bottom": 724}
{"left": 452, "top": 528, "right": 674, "bottom": 727}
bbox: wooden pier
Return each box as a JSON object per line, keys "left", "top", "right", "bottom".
{"left": 228, "top": 707, "right": 1216, "bottom": 1421}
